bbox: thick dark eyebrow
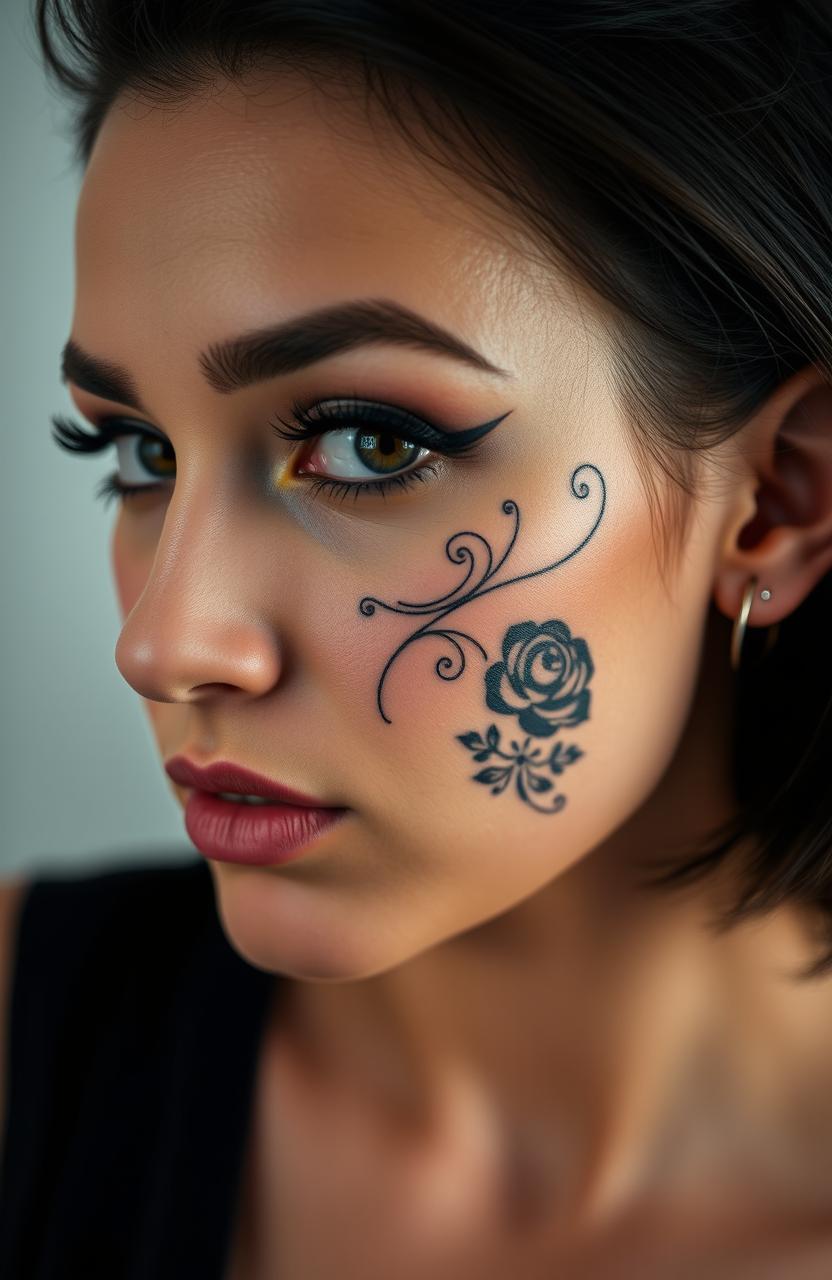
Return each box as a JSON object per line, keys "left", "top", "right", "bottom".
{"left": 61, "top": 297, "right": 513, "bottom": 410}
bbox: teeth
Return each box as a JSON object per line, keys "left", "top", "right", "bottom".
{"left": 216, "top": 791, "right": 276, "bottom": 805}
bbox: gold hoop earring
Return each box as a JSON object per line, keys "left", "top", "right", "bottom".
{"left": 730, "top": 576, "right": 757, "bottom": 671}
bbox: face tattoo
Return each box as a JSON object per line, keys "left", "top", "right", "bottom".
{"left": 360, "top": 462, "right": 605, "bottom": 814}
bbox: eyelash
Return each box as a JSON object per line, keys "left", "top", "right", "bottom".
{"left": 50, "top": 396, "right": 485, "bottom": 508}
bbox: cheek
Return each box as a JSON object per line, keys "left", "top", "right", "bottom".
{"left": 323, "top": 481, "right": 707, "bottom": 921}
{"left": 209, "top": 474, "right": 715, "bottom": 980}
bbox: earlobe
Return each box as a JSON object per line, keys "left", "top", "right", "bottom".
{"left": 713, "top": 364, "right": 832, "bottom": 627}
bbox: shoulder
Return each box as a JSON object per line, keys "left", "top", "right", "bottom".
{"left": 8, "top": 855, "right": 216, "bottom": 1003}
{"left": 0, "top": 877, "right": 31, "bottom": 1179}
{"left": 0, "top": 877, "right": 29, "bottom": 960}
{"left": 0, "top": 874, "right": 32, "bottom": 1063}
{"left": 0, "top": 876, "right": 35, "bottom": 1074}
{"left": 0, "top": 856, "right": 213, "bottom": 1154}
{"left": 0, "top": 858, "right": 275, "bottom": 1272}
{"left": 16, "top": 853, "right": 209, "bottom": 943}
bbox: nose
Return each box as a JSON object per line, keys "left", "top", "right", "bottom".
{"left": 113, "top": 501, "right": 285, "bottom": 704}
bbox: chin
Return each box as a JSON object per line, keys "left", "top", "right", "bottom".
{"left": 206, "top": 859, "right": 419, "bottom": 983}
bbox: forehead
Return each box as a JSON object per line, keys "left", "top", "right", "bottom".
{"left": 73, "top": 70, "right": 545, "bottom": 359}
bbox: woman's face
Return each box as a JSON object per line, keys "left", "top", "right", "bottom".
{"left": 68, "top": 69, "right": 731, "bottom": 979}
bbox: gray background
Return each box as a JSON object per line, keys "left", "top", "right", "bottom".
{"left": 1, "top": 0, "right": 192, "bottom": 877}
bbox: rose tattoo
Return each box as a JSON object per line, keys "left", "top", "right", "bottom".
{"left": 484, "top": 619, "right": 593, "bottom": 738}
{"left": 457, "top": 619, "right": 593, "bottom": 813}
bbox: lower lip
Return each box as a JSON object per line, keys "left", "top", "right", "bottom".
{"left": 184, "top": 790, "right": 349, "bottom": 866}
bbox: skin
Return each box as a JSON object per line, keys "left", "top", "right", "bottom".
{"left": 65, "top": 66, "right": 832, "bottom": 1272}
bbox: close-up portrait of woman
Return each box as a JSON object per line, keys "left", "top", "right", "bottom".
{"left": 2, "top": 0, "right": 832, "bottom": 1276}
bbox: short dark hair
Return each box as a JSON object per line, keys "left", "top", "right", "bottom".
{"left": 33, "top": 0, "right": 832, "bottom": 975}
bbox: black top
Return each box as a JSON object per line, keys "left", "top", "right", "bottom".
{"left": 0, "top": 856, "right": 281, "bottom": 1280}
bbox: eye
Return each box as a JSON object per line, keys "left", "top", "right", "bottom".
{"left": 270, "top": 397, "right": 499, "bottom": 503}
{"left": 112, "top": 431, "right": 175, "bottom": 485}
{"left": 50, "top": 398, "right": 511, "bottom": 509}
{"left": 49, "top": 414, "right": 175, "bottom": 507}
{"left": 301, "top": 425, "right": 430, "bottom": 482}
{"left": 100, "top": 429, "right": 176, "bottom": 505}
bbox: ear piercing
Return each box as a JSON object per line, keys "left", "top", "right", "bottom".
{"left": 730, "top": 577, "right": 777, "bottom": 671}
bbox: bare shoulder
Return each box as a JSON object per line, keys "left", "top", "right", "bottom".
{"left": 0, "top": 877, "right": 34, "bottom": 1156}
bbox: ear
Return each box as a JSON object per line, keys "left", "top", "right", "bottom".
{"left": 713, "top": 363, "right": 832, "bottom": 629}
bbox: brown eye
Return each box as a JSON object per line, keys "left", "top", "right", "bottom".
{"left": 298, "top": 426, "right": 431, "bottom": 484}
{"left": 135, "top": 434, "right": 175, "bottom": 477}
{"left": 113, "top": 431, "right": 176, "bottom": 484}
{"left": 353, "top": 431, "right": 422, "bottom": 475}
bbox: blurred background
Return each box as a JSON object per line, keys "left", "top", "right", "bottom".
{"left": 1, "top": 0, "right": 192, "bottom": 877}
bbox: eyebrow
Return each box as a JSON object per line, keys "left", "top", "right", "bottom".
{"left": 61, "top": 297, "right": 513, "bottom": 411}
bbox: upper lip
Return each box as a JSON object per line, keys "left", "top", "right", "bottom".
{"left": 165, "top": 756, "right": 337, "bottom": 808}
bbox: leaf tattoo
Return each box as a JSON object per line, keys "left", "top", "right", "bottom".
{"left": 456, "top": 725, "right": 584, "bottom": 814}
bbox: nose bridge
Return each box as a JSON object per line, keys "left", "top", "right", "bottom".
{"left": 114, "top": 485, "right": 284, "bottom": 703}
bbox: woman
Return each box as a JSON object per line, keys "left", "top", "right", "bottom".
{"left": 2, "top": 0, "right": 832, "bottom": 1275}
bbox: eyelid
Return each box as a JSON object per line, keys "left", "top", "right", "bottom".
{"left": 270, "top": 397, "right": 512, "bottom": 458}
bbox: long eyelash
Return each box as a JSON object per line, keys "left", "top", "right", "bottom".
{"left": 269, "top": 397, "right": 495, "bottom": 459}
{"left": 50, "top": 413, "right": 120, "bottom": 453}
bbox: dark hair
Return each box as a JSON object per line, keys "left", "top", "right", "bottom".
{"left": 33, "top": 0, "right": 832, "bottom": 974}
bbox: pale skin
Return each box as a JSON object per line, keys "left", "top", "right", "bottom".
{"left": 12, "top": 63, "right": 832, "bottom": 1277}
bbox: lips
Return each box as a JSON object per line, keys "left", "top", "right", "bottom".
{"left": 166, "top": 757, "right": 348, "bottom": 867}
{"left": 182, "top": 789, "right": 348, "bottom": 866}
{"left": 164, "top": 755, "right": 335, "bottom": 808}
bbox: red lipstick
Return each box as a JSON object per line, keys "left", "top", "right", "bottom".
{"left": 165, "top": 756, "right": 349, "bottom": 866}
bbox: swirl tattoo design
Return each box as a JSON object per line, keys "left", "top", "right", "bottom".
{"left": 358, "top": 462, "right": 606, "bottom": 728}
